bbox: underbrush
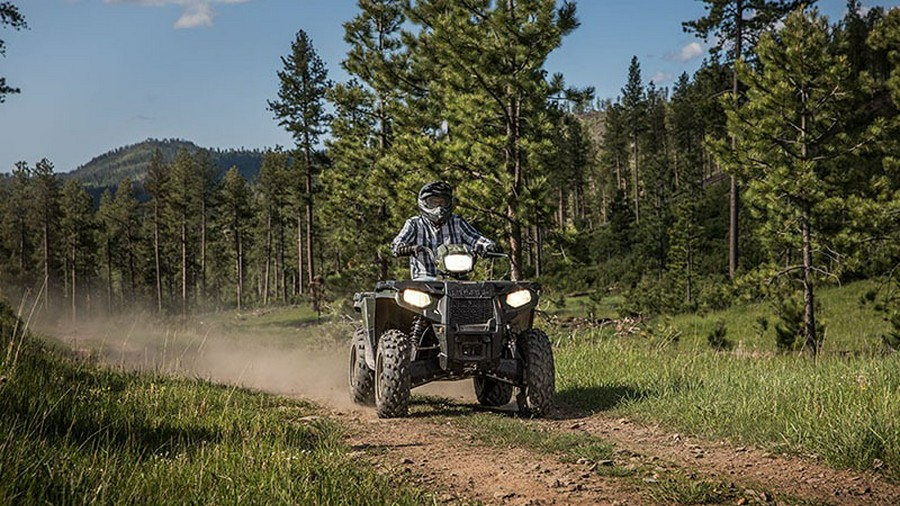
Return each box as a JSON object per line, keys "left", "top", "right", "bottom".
{"left": 0, "top": 301, "right": 432, "bottom": 505}
{"left": 551, "top": 279, "right": 900, "bottom": 481}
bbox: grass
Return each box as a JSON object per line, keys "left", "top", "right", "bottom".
{"left": 0, "top": 301, "right": 433, "bottom": 505}
{"left": 550, "top": 279, "right": 900, "bottom": 481}
{"left": 665, "top": 280, "right": 891, "bottom": 354}
{"left": 556, "top": 340, "right": 900, "bottom": 476}
{"left": 540, "top": 292, "right": 624, "bottom": 322}
{"left": 450, "top": 410, "right": 615, "bottom": 465}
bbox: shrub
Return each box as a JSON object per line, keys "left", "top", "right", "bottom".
{"left": 882, "top": 312, "right": 900, "bottom": 352}
{"left": 772, "top": 291, "right": 825, "bottom": 353}
{"left": 707, "top": 318, "right": 733, "bottom": 351}
{"left": 774, "top": 294, "right": 804, "bottom": 352}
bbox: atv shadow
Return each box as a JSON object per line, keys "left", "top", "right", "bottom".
{"left": 406, "top": 386, "right": 650, "bottom": 421}
{"left": 406, "top": 395, "right": 478, "bottom": 418}
{"left": 555, "top": 385, "right": 651, "bottom": 415}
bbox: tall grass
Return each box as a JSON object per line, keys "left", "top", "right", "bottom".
{"left": 0, "top": 303, "right": 433, "bottom": 505}
{"left": 664, "top": 280, "right": 892, "bottom": 354}
{"left": 552, "top": 280, "right": 900, "bottom": 481}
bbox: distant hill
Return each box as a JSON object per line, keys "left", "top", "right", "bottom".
{"left": 65, "top": 138, "right": 265, "bottom": 188}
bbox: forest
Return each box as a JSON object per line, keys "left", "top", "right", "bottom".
{"left": 1, "top": 0, "right": 899, "bottom": 355}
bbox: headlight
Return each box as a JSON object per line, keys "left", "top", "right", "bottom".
{"left": 402, "top": 289, "right": 433, "bottom": 308}
{"left": 505, "top": 289, "right": 532, "bottom": 308}
{"left": 443, "top": 253, "right": 474, "bottom": 273}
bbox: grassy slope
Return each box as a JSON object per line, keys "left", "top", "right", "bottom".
{"left": 549, "top": 280, "right": 900, "bottom": 480}
{"left": 0, "top": 302, "right": 433, "bottom": 505}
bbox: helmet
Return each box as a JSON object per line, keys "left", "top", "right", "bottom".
{"left": 417, "top": 181, "right": 453, "bottom": 226}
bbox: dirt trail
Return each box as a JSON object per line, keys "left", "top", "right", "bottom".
{"left": 50, "top": 319, "right": 900, "bottom": 505}
{"left": 544, "top": 415, "right": 899, "bottom": 505}
{"left": 343, "top": 407, "right": 643, "bottom": 506}
{"left": 338, "top": 399, "right": 900, "bottom": 506}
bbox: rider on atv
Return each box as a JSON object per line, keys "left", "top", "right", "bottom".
{"left": 392, "top": 181, "right": 500, "bottom": 278}
{"left": 352, "top": 181, "right": 554, "bottom": 418}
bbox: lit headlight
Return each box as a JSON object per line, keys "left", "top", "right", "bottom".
{"left": 505, "top": 289, "right": 532, "bottom": 308}
{"left": 443, "top": 253, "right": 474, "bottom": 273}
{"left": 402, "top": 289, "right": 433, "bottom": 308}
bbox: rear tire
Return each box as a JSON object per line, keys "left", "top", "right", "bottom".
{"left": 474, "top": 377, "right": 514, "bottom": 407}
{"left": 519, "top": 328, "right": 555, "bottom": 416}
{"left": 349, "top": 328, "right": 375, "bottom": 406}
{"left": 375, "top": 329, "right": 411, "bottom": 418}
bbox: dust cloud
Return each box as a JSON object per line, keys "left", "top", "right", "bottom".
{"left": 40, "top": 313, "right": 475, "bottom": 412}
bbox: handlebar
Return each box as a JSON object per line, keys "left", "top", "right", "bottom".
{"left": 396, "top": 245, "right": 504, "bottom": 259}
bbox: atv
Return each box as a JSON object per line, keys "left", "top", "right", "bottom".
{"left": 349, "top": 244, "right": 555, "bottom": 418}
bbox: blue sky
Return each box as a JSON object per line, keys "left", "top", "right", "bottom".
{"left": 0, "top": 0, "right": 896, "bottom": 174}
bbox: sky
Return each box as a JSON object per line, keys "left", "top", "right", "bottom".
{"left": 1, "top": 0, "right": 897, "bottom": 174}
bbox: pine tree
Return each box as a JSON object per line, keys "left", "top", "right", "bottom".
{"left": 342, "top": 0, "right": 405, "bottom": 154}
{"left": 113, "top": 178, "right": 141, "bottom": 306}
{"left": 194, "top": 149, "right": 218, "bottom": 307}
{"left": 323, "top": 80, "right": 390, "bottom": 282}
{"left": 668, "top": 199, "right": 704, "bottom": 309}
{"left": 684, "top": 0, "right": 809, "bottom": 279}
{"left": 851, "top": 8, "right": 900, "bottom": 282}
{"left": 0, "top": 2, "right": 27, "bottom": 103}
{"left": 168, "top": 148, "right": 207, "bottom": 315}
{"left": 3, "top": 162, "right": 32, "bottom": 286}
{"left": 268, "top": 30, "right": 332, "bottom": 304}
{"left": 636, "top": 83, "right": 673, "bottom": 272}
{"left": 326, "top": 0, "right": 407, "bottom": 281}
{"left": 96, "top": 189, "right": 118, "bottom": 311}
{"left": 621, "top": 56, "right": 645, "bottom": 224}
{"left": 59, "top": 179, "right": 95, "bottom": 322}
{"left": 718, "top": 8, "right": 858, "bottom": 354}
{"left": 220, "top": 167, "right": 253, "bottom": 310}
{"left": 255, "top": 149, "right": 293, "bottom": 305}
{"left": 30, "top": 158, "right": 60, "bottom": 310}
{"left": 598, "top": 101, "right": 630, "bottom": 216}
{"left": 97, "top": 178, "right": 142, "bottom": 311}
{"left": 144, "top": 148, "right": 169, "bottom": 313}
{"left": 404, "top": 0, "right": 579, "bottom": 280}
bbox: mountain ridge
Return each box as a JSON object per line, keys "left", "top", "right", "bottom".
{"left": 65, "top": 138, "right": 265, "bottom": 187}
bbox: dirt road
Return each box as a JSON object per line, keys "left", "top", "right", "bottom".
{"left": 340, "top": 395, "right": 900, "bottom": 506}
{"left": 52, "top": 318, "right": 900, "bottom": 505}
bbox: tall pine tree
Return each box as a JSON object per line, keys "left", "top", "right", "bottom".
{"left": 719, "top": 8, "right": 857, "bottom": 353}
{"left": 684, "top": 0, "right": 810, "bottom": 279}
{"left": 268, "top": 30, "right": 332, "bottom": 302}
{"left": 404, "top": 0, "right": 579, "bottom": 280}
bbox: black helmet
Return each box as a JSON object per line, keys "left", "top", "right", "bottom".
{"left": 418, "top": 181, "right": 453, "bottom": 226}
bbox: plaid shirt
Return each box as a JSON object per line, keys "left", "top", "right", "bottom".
{"left": 391, "top": 214, "right": 495, "bottom": 279}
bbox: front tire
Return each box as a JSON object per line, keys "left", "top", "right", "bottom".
{"left": 375, "top": 329, "right": 411, "bottom": 418}
{"left": 519, "top": 329, "right": 555, "bottom": 416}
{"left": 349, "top": 328, "right": 375, "bottom": 406}
{"left": 474, "top": 377, "right": 514, "bottom": 407}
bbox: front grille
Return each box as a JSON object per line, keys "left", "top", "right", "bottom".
{"left": 449, "top": 298, "right": 494, "bottom": 325}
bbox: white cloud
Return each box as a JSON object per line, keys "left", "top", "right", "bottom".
{"left": 174, "top": 2, "right": 215, "bottom": 28}
{"left": 650, "top": 71, "right": 674, "bottom": 85}
{"left": 105, "top": 0, "right": 249, "bottom": 29}
{"left": 665, "top": 42, "right": 704, "bottom": 63}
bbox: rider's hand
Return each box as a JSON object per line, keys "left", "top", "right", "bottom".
{"left": 395, "top": 243, "right": 421, "bottom": 257}
{"left": 477, "top": 242, "right": 501, "bottom": 255}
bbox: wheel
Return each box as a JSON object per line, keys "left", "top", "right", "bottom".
{"left": 474, "top": 376, "right": 514, "bottom": 407}
{"left": 518, "top": 328, "right": 555, "bottom": 416}
{"left": 374, "top": 329, "right": 411, "bottom": 418}
{"left": 349, "top": 328, "right": 375, "bottom": 406}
